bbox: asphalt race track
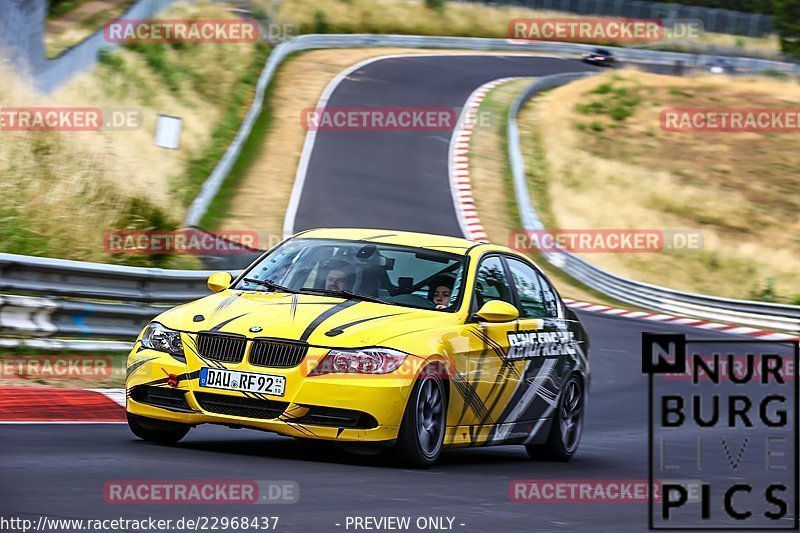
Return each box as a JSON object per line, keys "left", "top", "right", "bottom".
{"left": 289, "top": 55, "right": 600, "bottom": 235}
{"left": 2, "top": 55, "right": 795, "bottom": 532}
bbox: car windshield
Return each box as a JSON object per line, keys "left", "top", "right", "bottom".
{"left": 235, "top": 238, "right": 466, "bottom": 312}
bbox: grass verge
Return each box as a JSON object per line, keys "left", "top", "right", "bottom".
{"left": 522, "top": 69, "right": 800, "bottom": 304}
{"left": 467, "top": 78, "right": 635, "bottom": 307}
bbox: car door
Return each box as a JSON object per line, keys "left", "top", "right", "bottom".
{"left": 488, "top": 257, "right": 581, "bottom": 444}
{"left": 446, "top": 254, "right": 524, "bottom": 446}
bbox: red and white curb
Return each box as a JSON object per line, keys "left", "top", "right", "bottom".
{"left": 563, "top": 298, "right": 798, "bottom": 341}
{"left": 0, "top": 387, "right": 124, "bottom": 422}
{"left": 449, "top": 77, "right": 522, "bottom": 243}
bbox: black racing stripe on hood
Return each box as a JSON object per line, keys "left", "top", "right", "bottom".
{"left": 291, "top": 294, "right": 299, "bottom": 321}
{"left": 210, "top": 292, "right": 241, "bottom": 321}
{"left": 299, "top": 300, "right": 359, "bottom": 342}
{"left": 324, "top": 313, "right": 406, "bottom": 337}
{"left": 210, "top": 313, "right": 249, "bottom": 332}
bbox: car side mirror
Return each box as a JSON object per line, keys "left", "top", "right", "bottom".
{"left": 474, "top": 300, "right": 519, "bottom": 323}
{"left": 207, "top": 272, "right": 232, "bottom": 293}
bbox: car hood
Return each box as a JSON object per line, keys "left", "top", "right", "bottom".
{"left": 155, "top": 290, "right": 459, "bottom": 347}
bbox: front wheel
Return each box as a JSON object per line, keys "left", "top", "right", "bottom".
{"left": 526, "top": 374, "right": 584, "bottom": 461}
{"left": 389, "top": 368, "right": 447, "bottom": 468}
{"left": 127, "top": 413, "right": 190, "bottom": 445}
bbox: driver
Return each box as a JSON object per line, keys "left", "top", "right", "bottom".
{"left": 324, "top": 260, "right": 356, "bottom": 291}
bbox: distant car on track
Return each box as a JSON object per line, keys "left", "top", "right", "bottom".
{"left": 125, "top": 229, "right": 590, "bottom": 467}
{"left": 582, "top": 48, "right": 615, "bottom": 67}
{"left": 707, "top": 57, "right": 734, "bottom": 74}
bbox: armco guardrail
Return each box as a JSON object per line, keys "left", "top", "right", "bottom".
{"left": 507, "top": 74, "right": 800, "bottom": 334}
{"left": 0, "top": 253, "right": 243, "bottom": 349}
{"left": 184, "top": 33, "right": 799, "bottom": 227}
{"left": 0, "top": 253, "right": 215, "bottom": 302}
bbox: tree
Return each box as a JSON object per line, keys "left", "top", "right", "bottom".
{"left": 774, "top": 0, "right": 800, "bottom": 56}
{"left": 425, "top": 0, "right": 446, "bottom": 12}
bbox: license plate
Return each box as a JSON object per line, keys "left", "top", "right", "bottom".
{"left": 198, "top": 367, "right": 286, "bottom": 396}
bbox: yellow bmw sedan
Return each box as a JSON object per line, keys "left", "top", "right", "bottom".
{"left": 125, "top": 228, "right": 590, "bottom": 467}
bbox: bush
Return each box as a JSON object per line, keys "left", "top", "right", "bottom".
{"left": 97, "top": 48, "right": 125, "bottom": 72}
{"left": 574, "top": 78, "right": 641, "bottom": 124}
{"left": 591, "top": 82, "right": 614, "bottom": 95}
{"left": 312, "top": 10, "right": 330, "bottom": 33}
{"left": 109, "top": 197, "right": 180, "bottom": 268}
{"left": 610, "top": 105, "right": 634, "bottom": 121}
{"left": 590, "top": 121, "right": 604, "bottom": 132}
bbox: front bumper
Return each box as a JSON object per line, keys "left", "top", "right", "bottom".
{"left": 125, "top": 346, "right": 416, "bottom": 443}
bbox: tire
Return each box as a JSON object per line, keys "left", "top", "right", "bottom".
{"left": 389, "top": 367, "right": 447, "bottom": 468}
{"left": 127, "top": 412, "right": 190, "bottom": 445}
{"left": 526, "top": 374, "right": 584, "bottom": 462}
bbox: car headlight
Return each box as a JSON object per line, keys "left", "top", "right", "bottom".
{"left": 141, "top": 322, "right": 184, "bottom": 359}
{"left": 309, "top": 348, "right": 408, "bottom": 376}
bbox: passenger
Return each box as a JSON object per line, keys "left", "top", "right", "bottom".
{"left": 324, "top": 260, "right": 356, "bottom": 291}
{"left": 429, "top": 275, "right": 454, "bottom": 309}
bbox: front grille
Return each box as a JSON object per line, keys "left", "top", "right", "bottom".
{"left": 130, "top": 386, "right": 192, "bottom": 412}
{"left": 194, "top": 392, "right": 289, "bottom": 420}
{"left": 197, "top": 332, "right": 246, "bottom": 363}
{"left": 297, "top": 406, "right": 378, "bottom": 429}
{"left": 250, "top": 339, "right": 308, "bottom": 368}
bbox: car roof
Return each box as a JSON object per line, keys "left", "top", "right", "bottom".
{"left": 295, "top": 228, "right": 483, "bottom": 254}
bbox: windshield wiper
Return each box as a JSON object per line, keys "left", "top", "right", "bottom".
{"left": 241, "top": 277, "right": 298, "bottom": 294}
{"left": 299, "top": 288, "right": 393, "bottom": 305}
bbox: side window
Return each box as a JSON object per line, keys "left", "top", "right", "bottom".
{"left": 538, "top": 273, "right": 561, "bottom": 318}
{"left": 507, "top": 258, "right": 560, "bottom": 318}
{"left": 473, "top": 256, "right": 513, "bottom": 310}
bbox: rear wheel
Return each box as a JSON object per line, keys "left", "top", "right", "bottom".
{"left": 390, "top": 368, "right": 447, "bottom": 468}
{"left": 526, "top": 374, "right": 584, "bottom": 461}
{"left": 127, "top": 413, "right": 190, "bottom": 444}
